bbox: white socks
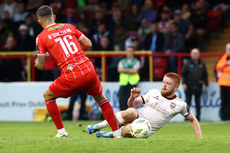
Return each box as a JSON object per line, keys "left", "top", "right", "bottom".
{"left": 96, "top": 112, "right": 125, "bottom": 129}
{"left": 96, "top": 120, "right": 108, "bottom": 129}
{"left": 58, "top": 128, "right": 66, "bottom": 134}
{"left": 113, "top": 127, "right": 123, "bottom": 137}
{"left": 116, "top": 112, "right": 125, "bottom": 125}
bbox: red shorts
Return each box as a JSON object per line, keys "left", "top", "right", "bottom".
{"left": 49, "top": 70, "right": 103, "bottom": 98}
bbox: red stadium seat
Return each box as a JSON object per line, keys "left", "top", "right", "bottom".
{"left": 206, "top": 10, "right": 222, "bottom": 31}
{"left": 152, "top": 57, "right": 168, "bottom": 79}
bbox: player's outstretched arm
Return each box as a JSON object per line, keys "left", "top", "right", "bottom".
{"left": 79, "top": 35, "right": 92, "bottom": 50}
{"left": 127, "top": 87, "right": 144, "bottom": 108}
{"left": 35, "top": 55, "right": 45, "bottom": 71}
{"left": 186, "top": 111, "right": 202, "bottom": 139}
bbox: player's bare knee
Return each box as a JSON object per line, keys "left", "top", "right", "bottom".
{"left": 93, "top": 94, "right": 106, "bottom": 104}
{"left": 43, "top": 90, "right": 55, "bottom": 100}
{"left": 122, "top": 108, "right": 138, "bottom": 123}
{"left": 43, "top": 91, "right": 48, "bottom": 99}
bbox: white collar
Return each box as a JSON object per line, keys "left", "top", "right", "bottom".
{"left": 45, "top": 23, "right": 56, "bottom": 28}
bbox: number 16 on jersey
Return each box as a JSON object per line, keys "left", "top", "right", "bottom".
{"left": 55, "top": 35, "right": 78, "bottom": 57}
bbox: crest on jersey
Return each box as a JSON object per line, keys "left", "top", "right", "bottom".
{"left": 170, "top": 102, "right": 176, "bottom": 109}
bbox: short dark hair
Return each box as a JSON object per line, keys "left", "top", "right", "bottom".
{"left": 36, "top": 5, "right": 53, "bottom": 19}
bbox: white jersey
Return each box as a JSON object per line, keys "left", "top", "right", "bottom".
{"left": 137, "top": 89, "right": 190, "bottom": 134}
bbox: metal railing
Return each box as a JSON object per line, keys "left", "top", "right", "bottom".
{"left": 0, "top": 51, "right": 224, "bottom": 82}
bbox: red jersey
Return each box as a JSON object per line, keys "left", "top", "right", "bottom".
{"left": 36, "top": 23, "right": 92, "bottom": 79}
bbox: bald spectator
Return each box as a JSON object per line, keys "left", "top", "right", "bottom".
{"left": 181, "top": 48, "right": 208, "bottom": 121}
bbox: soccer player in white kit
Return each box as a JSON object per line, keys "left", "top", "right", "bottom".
{"left": 87, "top": 72, "right": 202, "bottom": 139}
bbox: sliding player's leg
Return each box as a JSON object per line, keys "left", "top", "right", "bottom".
{"left": 87, "top": 108, "right": 138, "bottom": 134}
{"left": 120, "top": 123, "right": 133, "bottom": 137}
{"left": 43, "top": 89, "right": 68, "bottom": 138}
{"left": 95, "top": 123, "right": 133, "bottom": 138}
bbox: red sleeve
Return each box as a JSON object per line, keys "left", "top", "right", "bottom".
{"left": 69, "top": 24, "right": 84, "bottom": 41}
{"left": 36, "top": 36, "right": 46, "bottom": 55}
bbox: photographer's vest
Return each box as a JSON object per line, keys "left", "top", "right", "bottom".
{"left": 119, "top": 58, "right": 140, "bottom": 86}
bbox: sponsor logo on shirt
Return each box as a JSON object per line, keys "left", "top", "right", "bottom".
{"left": 67, "top": 65, "right": 74, "bottom": 70}
{"left": 48, "top": 24, "right": 64, "bottom": 31}
{"left": 156, "top": 106, "right": 169, "bottom": 116}
{"left": 153, "top": 96, "right": 159, "bottom": 100}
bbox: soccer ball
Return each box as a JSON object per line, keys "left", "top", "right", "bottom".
{"left": 130, "top": 118, "right": 152, "bottom": 138}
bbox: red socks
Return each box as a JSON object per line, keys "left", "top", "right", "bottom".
{"left": 45, "top": 99, "right": 118, "bottom": 132}
{"left": 99, "top": 100, "right": 119, "bottom": 131}
{"left": 45, "top": 100, "right": 64, "bottom": 130}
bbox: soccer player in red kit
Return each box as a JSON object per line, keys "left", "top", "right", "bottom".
{"left": 35, "top": 5, "right": 118, "bottom": 137}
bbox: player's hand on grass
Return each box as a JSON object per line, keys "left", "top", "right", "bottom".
{"left": 130, "top": 87, "right": 140, "bottom": 98}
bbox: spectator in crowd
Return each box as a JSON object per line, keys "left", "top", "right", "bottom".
{"left": 13, "top": 2, "right": 28, "bottom": 27}
{"left": 25, "top": 14, "right": 43, "bottom": 39}
{"left": 76, "top": 11, "right": 91, "bottom": 37}
{"left": 163, "top": 22, "right": 185, "bottom": 72}
{"left": 143, "top": 21, "right": 165, "bottom": 81}
{"left": 27, "top": 0, "right": 43, "bottom": 12}
{"left": 174, "top": 9, "right": 193, "bottom": 40}
{"left": 117, "top": 46, "right": 140, "bottom": 110}
{"left": 92, "top": 22, "right": 110, "bottom": 50}
{"left": 138, "top": 18, "right": 151, "bottom": 43}
{"left": 0, "top": 18, "right": 14, "bottom": 48}
{"left": 161, "top": 5, "right": 173, "bottom": 17}
{"left": 107, "top": 44, "right": 122, "bottom": 82}
{"left": 90, "top": 10, "right": 106, "bottom": 35}
{"left": 125, "top": 35, "right": 141, "bottom": 50}
{"left": 216, "top": 43, "right": 230, "bottom": 121}
{"left": 190, "top": 6, "right": 208, "bottom": 51}
{"left": 181, "top": 3, "right": 191, "bottom": 20}
{"left": 173, "top": 9, "right": 194, "bottom": 51}
{"left": 181, "top": 48, "right": 208, "bottom": 121}
{"left": 64, "top": 7, "right": 79, "bottom": 24}
{"left": 109, "top": 9, "right": 126, "bottom": 35}
{"left": 113, "top": 25, "right": 128, "bottom": 50}
{"left": 137, "top": 0, "right": 157, "bottom": 24}
{"left": 83, "top": 0, "right": 100, "bottom": 13}
{"left": 144, "top": 21, "right": 165, "bottom": 53}
{"left": 125, "top": 4, "right": 140, "bottom": 31}
{"left": 94, "top": 36, "right": 113, "bottom": 80}
{"left": 0, "top": 35, "right": 23, "bottom": 81}
{"left": 0, "top": 0, "right": 17, "bottom": 20}
{"left": 127, "top": 36, "right": 148, "bottom": 80}
{"left": 17, "top": 24, "right": 35, "bottom": 51}
{"left": 50, "top": 3, "right": 64, "bottom": 23}
{"left": 158, "top": 10, "right": 171, "bottom": 34}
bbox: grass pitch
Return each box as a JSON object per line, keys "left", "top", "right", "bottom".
{"left": 0, "top": 121, "right": 230, "bottom": 153}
